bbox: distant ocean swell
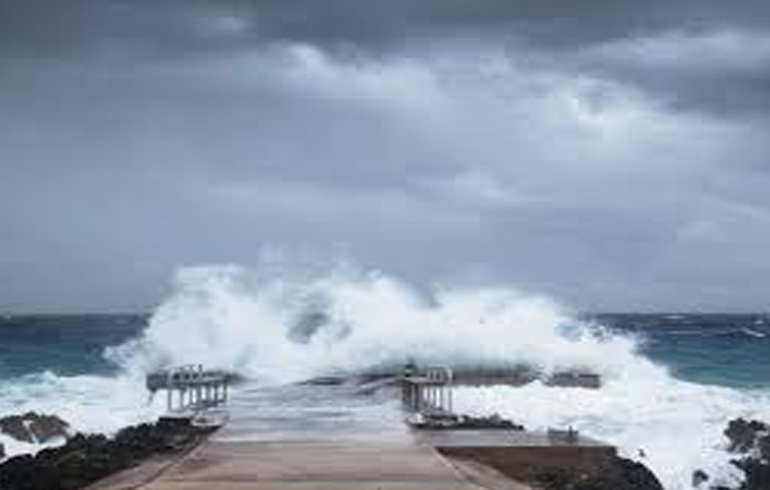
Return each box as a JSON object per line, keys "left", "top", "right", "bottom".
{"left": 1, "top": 264, "right": 769, "bottom": 490}
{"left": 663, "top": 328, "right": 766, "bottom": 338}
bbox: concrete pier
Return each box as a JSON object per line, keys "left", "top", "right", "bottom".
{"left": 117, "top": 366, "right": 615, "bottom": 490}
{"left": 146, "top": 365, "right": 231, "bottom": 414}
{"left": 137, "top": 383, "right": 485, "bottom": 490}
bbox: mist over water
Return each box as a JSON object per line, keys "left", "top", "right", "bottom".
{"left": 1, "top": 264, "right": 769, "bottom": 490}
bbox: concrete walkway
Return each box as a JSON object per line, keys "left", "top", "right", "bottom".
{"left": 139, "top": 383, "right": 484, "bottom": 490}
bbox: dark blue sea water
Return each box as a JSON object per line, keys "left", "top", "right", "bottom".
{"left": 0, "top": 314, "right": 147, "bottom": 379}
{"left": 592, "top": 313, "right": 770, "bottom": 390}
{"left": 1, "top": 313, "right": 768, "bottom": 389}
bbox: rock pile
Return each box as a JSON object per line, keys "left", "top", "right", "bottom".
{"left": 0, "top": 417, "right": 212, "bottom": 490}
{"left": 0, "top": 412, "right": 70, "bottom": 444}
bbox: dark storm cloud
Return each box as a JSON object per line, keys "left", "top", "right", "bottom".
{"left": 1, "top": 1, "right": 770, "bottom": 311}
{"left": 3, "top": 0, "right": 770, "bottom": 115}
{"left": 4, "top": 0, "right": 770, "bottom": 52}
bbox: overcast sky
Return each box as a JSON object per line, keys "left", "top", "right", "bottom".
{"left": 2, "top": 0, "right": 770, "bottom": 312}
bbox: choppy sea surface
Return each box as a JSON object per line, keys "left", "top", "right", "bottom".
{"left": 1, "top": 312, "right": 768, "bottom": 389}
{"left": 0, "top": 267, "right": 768, "bottom": 489}
{"left": 591, "top": 313, "right": 770, "bottom": 390}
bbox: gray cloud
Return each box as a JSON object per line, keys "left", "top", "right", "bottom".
{"left": 1, "top": 1, "right": 770, "bottom": 312}
{"left": 5, "top": 1, "right": 770, "bottom": 51}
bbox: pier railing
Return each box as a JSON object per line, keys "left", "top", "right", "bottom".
{"left": 402, "top": 365, "right": 454, "bottom": 416}
{"left": 146, "top": 365, "right": 230, "bottom": 414}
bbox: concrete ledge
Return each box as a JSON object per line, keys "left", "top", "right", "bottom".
{"left": 415, "top": 429, "right": 617, "bottom": 484}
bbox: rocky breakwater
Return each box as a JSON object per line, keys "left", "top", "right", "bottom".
{"left": 0, "top": 417, "right": 213, "bottom": 490}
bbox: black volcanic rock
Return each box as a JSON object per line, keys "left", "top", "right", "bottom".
{"left": 725, "top": 418, "right": 767, "bottom": 454}
{"left": 692, "top": 469, "right": 710, "bottom": 487}
{"left": 0, "top": 412, "right": 69, "bottom": 444}
{"left": 723, "top": 418, "right": 770, "bottom": 490}
{"left": 757, "top": 432, "right": 770, "bottom": 461}
{"left": 0, "top": 416, "right": 34, "bottom": 443}
{"left": 734, "top": 458, "right": 770, "bottom": 490}
{"left": 0, "top": 417, "right": 212, "bottom": 490}
{"left": 28, "top": 414, "right": 70, "bottom": 443}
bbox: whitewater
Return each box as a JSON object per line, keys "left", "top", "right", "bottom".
{"left": 1, "top": 264, "right": 769, "bottom": 490}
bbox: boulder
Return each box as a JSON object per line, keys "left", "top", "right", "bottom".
{"left": 0, "top": 416, "right": 34, "bottom": 443}
{"left": 0, "top": 413, "right": 69, "bottom": 444}
{"left": 27, "top": 413, "right": 70, "bottom": 443}
{"left": 723, "top": 418, "right": 770, "bottom": 490}
{"left": 692, "top": 469, "right": 709, "bottom": 487}
{"left": 724, "top": 418, "right": 767, "bottom": 453}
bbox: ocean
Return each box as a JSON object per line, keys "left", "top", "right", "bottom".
{"left": 0, "top": 266, "right": 769, "bottom": 490}
{"left": 2, "top": 313, "right": 768, "bottom": 393}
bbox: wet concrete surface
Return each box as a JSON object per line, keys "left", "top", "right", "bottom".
{"left": 138, "top": 382, "right": 484, "bottom": 490}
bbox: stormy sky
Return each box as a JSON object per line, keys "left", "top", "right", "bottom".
{"left": 2, "top": 0, "right": 770, "bottom": 312}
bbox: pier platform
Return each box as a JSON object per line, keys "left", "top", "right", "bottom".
{"left": 111, "top": 370, "right": 616, "bottom": 490}
{"left": 136, "top": 383, "right": 485, "bottom": 490}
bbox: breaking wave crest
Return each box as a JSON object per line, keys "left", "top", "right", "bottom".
{"left": 106, "top": 265, "right": 653, "bottom": 384}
